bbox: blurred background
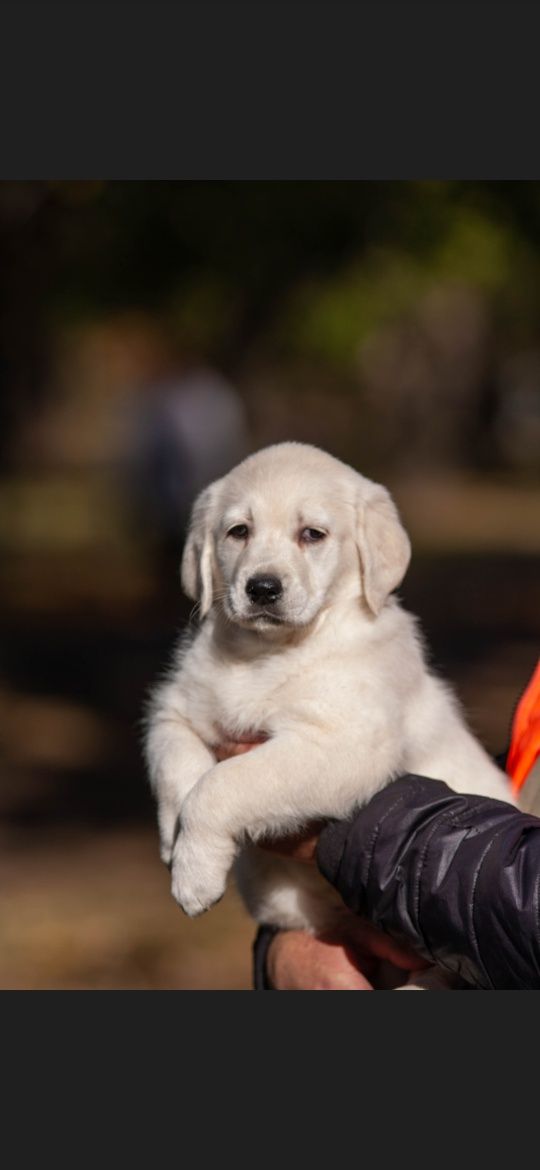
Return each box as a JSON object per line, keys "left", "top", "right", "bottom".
{"left": 0, "top": 180, "right": 539, "bottom": 989}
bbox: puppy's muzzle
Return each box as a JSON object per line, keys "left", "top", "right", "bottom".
{"left": 245, "top": 575, "right": 283, "bottom": 605}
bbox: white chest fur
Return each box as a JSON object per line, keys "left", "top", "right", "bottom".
{"left": 176, "top": 601, "right": 413, "bottom": 749}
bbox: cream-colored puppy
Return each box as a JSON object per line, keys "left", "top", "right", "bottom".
{"left": 145, "top": 442, "right": 513, "bottom": 957}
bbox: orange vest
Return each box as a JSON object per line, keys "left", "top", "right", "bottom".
{"left": 506, "top": 659, "right": 540, "bottom": 794}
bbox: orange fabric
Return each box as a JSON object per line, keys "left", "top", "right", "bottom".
{"left": 506, "top": 659, "right": 540, "bottom": 794}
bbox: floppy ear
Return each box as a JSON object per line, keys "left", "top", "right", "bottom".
{"left": 356, "top": 485, "right": 411, "bottom": 616}
{"left": 180, "top": 480, "right": 222, "bottom": 618}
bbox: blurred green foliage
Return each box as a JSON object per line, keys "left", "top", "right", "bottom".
{"left": 3, "top": 180, "right": 540, "bottom": 480}
{"left": 4, "top": 180, "right": 540, "bottom": 366}
{"left": 279, "top": 206, "right": 524, "bottom": 362}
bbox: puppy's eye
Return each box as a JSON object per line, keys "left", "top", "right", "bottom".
{"left": 300, "top": 528, "right": 327, "bottom": 544}
{"left": 227, "top": 524, "right": 249, "bottom": 540}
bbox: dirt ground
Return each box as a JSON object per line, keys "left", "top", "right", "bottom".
{"left": 0, "top": 823, "right": 254, "bottom": 990}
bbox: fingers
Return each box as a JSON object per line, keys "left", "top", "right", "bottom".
{"left": 338, "top": 918, "right": 431, "bottom": 972}
{"left": 214, "top": 739, "right": 266, "bottom": 762}
{"left": 266, "top": 923, "right": 430, "bottom": 991}
{"left": 259, "top": 824, "right": 323, "bottom": 863}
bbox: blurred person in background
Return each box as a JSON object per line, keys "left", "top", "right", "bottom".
{"left": 123, "top": 362, "right": 250, "bottom": 575}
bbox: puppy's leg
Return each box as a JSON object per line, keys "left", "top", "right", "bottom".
{"left": 172, "top": 726, "right": 398, "bottom": 916}
{"left": 145, "top": 683, "right": 215, "bottom": 864}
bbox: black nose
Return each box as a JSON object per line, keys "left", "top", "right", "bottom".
{"left": 246, "top": 575, "right": 283, "bottom": 604}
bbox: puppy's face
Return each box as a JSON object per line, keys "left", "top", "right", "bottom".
{"left": 216, "top": 477, "right": 353, "bottom": 630}
{"left": 181, "top": 444, "right": 411, "bottom": 631}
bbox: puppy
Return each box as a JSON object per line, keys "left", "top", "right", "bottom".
{"left": 145, "top": 443, "right": 513, "bottom": 982}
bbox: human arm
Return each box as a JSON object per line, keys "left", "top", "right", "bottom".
{"left": 312, "top": 774, "right": 540, "bottom": 990}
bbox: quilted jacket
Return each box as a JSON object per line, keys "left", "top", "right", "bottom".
{"left": 253, "top": 774, "right": 540, "bottom": 990}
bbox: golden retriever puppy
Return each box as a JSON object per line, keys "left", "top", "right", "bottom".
{"left": 145, "top": 443, "right": 513, "bottom": 960}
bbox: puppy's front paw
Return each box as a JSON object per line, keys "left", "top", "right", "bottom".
{"left": 171, "top": 831, "right": 234, "bottom": 917}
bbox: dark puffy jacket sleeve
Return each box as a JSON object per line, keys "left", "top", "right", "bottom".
{"left": 316, "top": 775, "right": 540, "bottom": 990}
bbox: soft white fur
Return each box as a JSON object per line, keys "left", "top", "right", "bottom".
{"left": 145, "top": 443, "right": 513, "bottom": 984}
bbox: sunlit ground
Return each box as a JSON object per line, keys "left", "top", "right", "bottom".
{"left": 0, "top": 826, "right": 254, "bottom": 991}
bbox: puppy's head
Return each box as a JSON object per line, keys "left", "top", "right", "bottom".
{"left": 181, "top": 443, "right": 410, "bottom": 629}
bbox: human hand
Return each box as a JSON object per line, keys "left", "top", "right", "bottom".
{"left": 266, "top": 922, "right": 430, "bottom": 991}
